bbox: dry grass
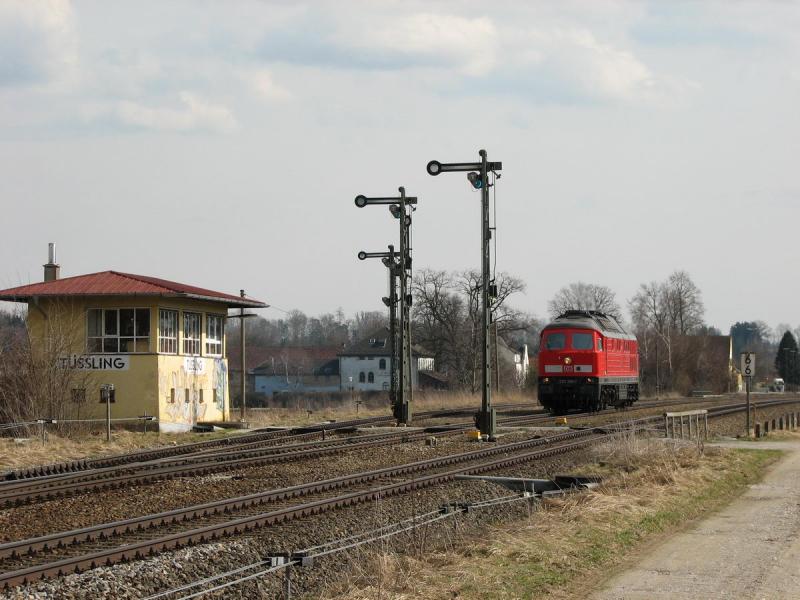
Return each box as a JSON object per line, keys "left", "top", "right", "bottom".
{"left": 322, "top": 434, "right": 779, "bottom": 600}
{"left": 0, "top": 429, "right": 239, "bottom": 472}
{"left": 246, "top": 391, "right": 536, "bottom": 427}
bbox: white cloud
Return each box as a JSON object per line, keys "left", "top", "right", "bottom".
{"left": 116, "top": 92, "right": 238, "bottom": 133}
{"left": 353, "top": 13, "right": 498, "bottom": 76}
{"left": 247, "top": 69, "right": 292, "bottom": 101}
{"left": 499, "top": 26, "right": 697, "bottom": 106}
{"left": 0, "top": 0, "right": 77, "bottom": 87}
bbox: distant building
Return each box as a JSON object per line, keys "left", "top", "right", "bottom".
{"left": 250, "top": 346, "right": 340, "bottom": 397}
{"left": 496, "top": 338, "right": 529, "bottom": 387}
{"left": 338, "top": 328, "right": 434, "bottom": 392}
{"left": 0, "top": 246, "right": 266, "bottom": 432}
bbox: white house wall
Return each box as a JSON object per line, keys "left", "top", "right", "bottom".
{"left": 339, "top": 356, "right": 422, "bottom": 391}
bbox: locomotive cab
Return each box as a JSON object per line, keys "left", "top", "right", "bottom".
{"left": 538, "top": 310, "right": 639, "bottom": 414}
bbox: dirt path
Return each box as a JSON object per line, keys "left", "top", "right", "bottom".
{"left": 592, "top": 440, "right": 800, "bottom": 600}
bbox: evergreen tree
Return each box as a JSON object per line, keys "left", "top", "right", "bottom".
{"left": 775, "top": 331, "right": 800, "bottom": 385}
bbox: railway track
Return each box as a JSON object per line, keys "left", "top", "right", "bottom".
{"left": 1, "top": 402, "right": 536, "bottom": 481}
{"left": 0, "top": 427, "right": 614, "bottom": 589}
{"left": 1, "top": 395, "right": 792, "bottom": 508}
{"left": 1, "top": 396, "right": 798, "bottom": 590}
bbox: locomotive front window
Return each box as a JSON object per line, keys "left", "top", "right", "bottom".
{"left": 572, "top": 333, "right": 594, "bottom": 350}
{"left": 545, "top": 333, "right": 566, "bottom": 350}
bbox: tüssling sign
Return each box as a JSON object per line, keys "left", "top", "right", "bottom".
{"left": 58, "top": 355, "right": 130, "bottom": 370}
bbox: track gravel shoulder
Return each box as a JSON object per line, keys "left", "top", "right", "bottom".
{"left": 592, "top": 440, "right": 800, "bottom": 600}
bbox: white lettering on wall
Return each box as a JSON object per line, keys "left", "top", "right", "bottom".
{"left": 184, "top": 357, "right": 206, "bottom": 374}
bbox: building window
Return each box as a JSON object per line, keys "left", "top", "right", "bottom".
{"left": 379, "top": 359, "right": 386, "bottom": 370}
{"left": 368, "top": 372, "right": 374, "bottom": 383}
{"left": 206, "top": 314, "right": 224, "bottom": 356}
{"left": 88, "top": 308, "right": 150, "bottom": 353}
{"left": 183, "top": 312, "right": 201, "bottom": 355}
{"left": 359, "top": 372, "right": 366, "bottom": 383}
{"left": 159, "top": 309, "right": 178, "bottom": 354}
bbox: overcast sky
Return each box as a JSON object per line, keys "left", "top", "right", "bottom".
{"left": 1, "top": 1, "right": 798, "bottom": 332}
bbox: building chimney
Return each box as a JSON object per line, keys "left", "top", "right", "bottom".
{"left": 43, "top": 242, "right": 60, "bottom": 282}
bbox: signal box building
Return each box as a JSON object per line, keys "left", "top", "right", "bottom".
{"left": 0, "top": 256, "right": 266, "bottom": 432}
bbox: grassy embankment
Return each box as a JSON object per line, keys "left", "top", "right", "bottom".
{"left": 324, "top": 436, "right": 781, "bottom": 600}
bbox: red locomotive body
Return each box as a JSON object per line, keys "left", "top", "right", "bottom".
{"left": 537, "top": 310, "right": 639, "bottom": 413}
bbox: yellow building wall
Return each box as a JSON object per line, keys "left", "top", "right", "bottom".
{"left": 25, "top": 295, "right": 230, "bottom": 432}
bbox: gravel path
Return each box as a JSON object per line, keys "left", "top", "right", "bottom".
{"left": 592, "top": 440, "right": 800, "bottom": 599}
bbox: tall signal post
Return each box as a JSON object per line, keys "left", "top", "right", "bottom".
{"left": 358, "top": 246, "right": 400, "bottom": 408}
{"left": 355, "top": 188, "right": 416, "bottom": 424}
{"left": 427, "top": 150, "right": 502, "bottom": 440}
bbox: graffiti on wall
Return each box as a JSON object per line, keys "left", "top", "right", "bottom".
{"left": 158, "top": 358, "right": 227, "bottom": 426}
{"left": 213, "top": 358, "right": 226, "bottom": 411}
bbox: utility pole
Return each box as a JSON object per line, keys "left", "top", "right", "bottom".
{"left": 427, "top": 150, "right": 502, "bottom": 440}
{"left": 383, "top": 246, "right": 399, "bottom": 408}
{"left": 240, "top": 289, "right": 246, "bottom": 422}
{"left": 355, "top": 188, "right": 417, "bottom": 424}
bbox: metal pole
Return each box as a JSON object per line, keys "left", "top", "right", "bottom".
{"left": 746, "top": 375, "right": 751, "bottom": 437}
{"left": 397, "top": 187, "right": 413, "bottom": 424}
{"left": 106, "top": 391, "right": 111, "bottom": 442}
{"left": 478, "top": 149, "right": 495, "bottom": 439}
{"left": 240, "top": 289, "right": 246, "bottom": 422}
{"left": 388, "top": 247, "right": 398, "bottom": 412}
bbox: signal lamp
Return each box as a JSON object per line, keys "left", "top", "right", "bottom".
{"left": 354, "top": 195, "right": 368, "bottom": 208}
{"left": 357, "top": 251, "right": 368, "bottom": 261}
{"left": 467, "top": 172, "right": 483, "bottom": 189}
{"left": 389, "top": 204, "right": 401, "bottom": 219}
{"left": 564, "top": 357, "right": 572, "bottom": 365}
{"left": 426, "top": 160, "right": 442, "bottom": 176}
{"left": 382, "top": 297, "right": 391, "bottom": 307}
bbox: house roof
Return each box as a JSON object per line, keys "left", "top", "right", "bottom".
{"left": 338, "top": 327, "right": 433, "bottom": 358}
{"left": 0, "top": 271, "right": 267, "bottom": 309}
{"left": 243, "top": 347, "right": 341, "bottom": 376}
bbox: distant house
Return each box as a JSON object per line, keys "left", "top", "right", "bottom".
{"left": 496, "top": 338, "right": 529, "bottom": 387}
{"left": 251, "top": 346, "right": 340, "bottom": 397}
{"left": 338, "top": 328, "right": 434, "bottom": 392}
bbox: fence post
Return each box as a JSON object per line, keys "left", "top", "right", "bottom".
{"left": 284, "top": 563, "right": 292, "bottom": 600}
{"left": 664, "top": 414, "right": 669, "bottom": 438}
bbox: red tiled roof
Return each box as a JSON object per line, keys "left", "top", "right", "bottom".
{"left": 0, "top": 271, "right": 267, "bottom": 309}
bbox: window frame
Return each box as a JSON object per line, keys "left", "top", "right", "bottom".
{"left": 571, "top": 332, "right": 594, "bottom": 350}
{"left": 183, "top": 312, "right": 202, "bottom": 356}
{"left": 87, "top": 307, "right": 151, "bottom": 354}
{"left": 368, "top": 372, "right": 375, "bottom": 383}
{"left": 205, "top": 313, "right": 225, "bottom": 357}
{"left": 544, "top": 331, "right": 566, "bottom": 351}
{"left": 159, "top": 308, "right": 179, "bottom": 354}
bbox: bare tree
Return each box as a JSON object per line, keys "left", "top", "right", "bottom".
{"left": 0, "top": 301, "right": 96, "bottom": 429}
{"left": 548, "top": 282, "right": 621, "bottom": 319}
{"left": 665, "top": 270, "right": 704, "bottom": 334}
{"left": 412, "top": 269, "right": 528, "bottom": 391}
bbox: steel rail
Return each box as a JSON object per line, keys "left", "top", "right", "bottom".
{"left": 0, "top": 429, "right": 598, "bottom": 562}
{"left": 3, "top": 396, "right": 794, "bottom": 589}
{"left": 0, "top": 431, "right": 614, "bottom": 589}
{"left": 1, "top": 403, "right": 533, "bottom": 481}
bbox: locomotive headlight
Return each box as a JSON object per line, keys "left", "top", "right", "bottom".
{"left": 543, "top": 377, "right": 550, "bottom": 384}
{"left": 564, "top": 357, "right": 572, "bottom": 365}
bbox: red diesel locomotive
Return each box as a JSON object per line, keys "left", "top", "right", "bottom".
{"left": 537, "top": 310, "right": 639, "bottom": 413}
